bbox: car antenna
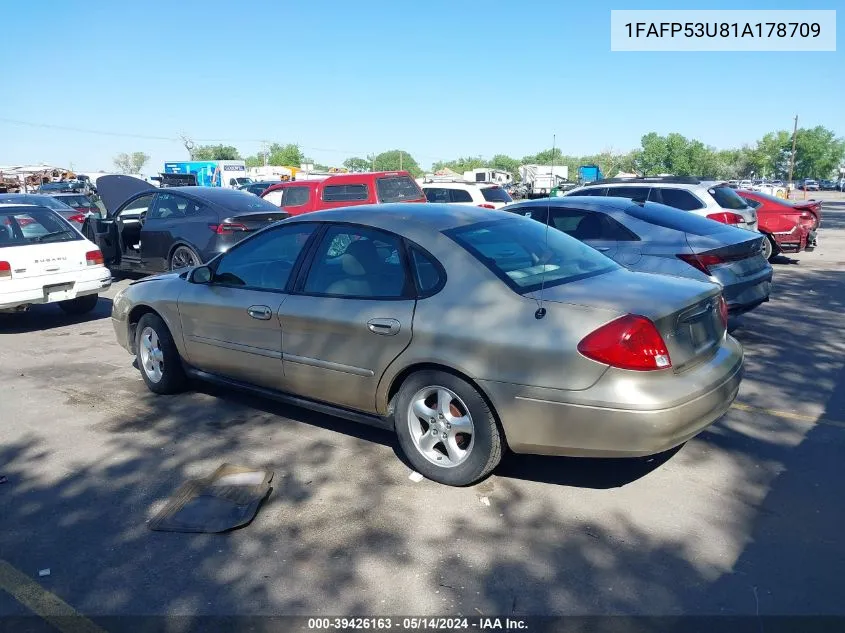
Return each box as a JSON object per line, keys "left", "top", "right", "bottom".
{"left": 534, "top": 134, "right": 555, "bottom": 320}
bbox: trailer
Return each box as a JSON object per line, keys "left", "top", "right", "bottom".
{"left": 163, "top": 160, "right": 249, "bottom": 188}
{"left": 518, "top": 164, "right": 569, "bottom": 198}
{"left": 462, "top": 168, "right": 513, "bottom": 185}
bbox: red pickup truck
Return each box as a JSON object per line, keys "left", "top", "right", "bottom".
{"left": 261, "top": 171, "right": 426, "bottom": 215}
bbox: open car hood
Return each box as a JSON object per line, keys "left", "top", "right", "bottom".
{"left": 97, "top": 175, "right": 156, "bottom": 216}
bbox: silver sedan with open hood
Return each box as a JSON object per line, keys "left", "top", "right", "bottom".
{"left": 111, "top": 204, "right": 744, "bottom": 486}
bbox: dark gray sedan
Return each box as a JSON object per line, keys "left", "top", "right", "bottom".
{"left": 506, "top": 197, "right": 774, "bottom": 316}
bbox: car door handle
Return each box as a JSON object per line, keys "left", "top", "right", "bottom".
{"left": 247, "top": 305, "right": 272, "bottom": 320}
{"left": 367, "top": 318, "right": 401, "bottom": 336}
{"left": 594, "top": 246, "right": 610, "bottom": 252}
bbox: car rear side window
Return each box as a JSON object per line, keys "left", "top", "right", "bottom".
{"left": 744, "top": 198, "right": 762, "bottom": 209}
{"left": 709, "top": 186, "right": 749, "bottom": 210}
{"left": 213, "top": 224, "right": 316, "bottom": 291}
{"left": 606, "top": 186, "right": 649, "bottom": 200}
{"left": 549, "top": 209, "right": 640, "bottom": 241}
{"left": 323, "top": 184, "right": 369, "bottom": 202}
{"left": 424, "top": 188, "right": 450, "bottom": 203}
{"left": 120, "top": 194, "right": 156, "bottom": 218}
{"left": 282, "top": 186, "right": 310, "bottom": 207}
{"left": 481, "top": 187, "right": 512, "bottom": 203}
{"left": 450, "top": 189, "right": 473, "bottom": 203}
{"left": 410, "top": 246, "right": 444, "bottom": 295}
{"left": 376, "top": 176, "right": 424, "bottom": 202}
{"left": 650, "top": 188, "right": 705, "bottom": 211}
{"left": 446, "top": 217, "right": 618, "bottom": 294}
{"left": 567, "top": 187, "right": 607, "bottom": 196}
{"left": 625, "top": 202, "right": 725, "bottom": 236}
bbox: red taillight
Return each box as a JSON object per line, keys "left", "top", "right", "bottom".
{"left": 209, "top": 223, "right": 248, "bottom": 234}
{"left": 677, "top": 253, "right": 723, "bottom": 275}
{"left": 477, "top": 204, "right": 496, "bottom": 209}
{"left": 717, "top": 295, "right": 729, "bottom": 330}
{"left": 85, "top": 249, "right": 104, "bottom": 266}
{"left": 577, "top": 314, "right": 672, "bottom": 371}
{"left": 0, "top": 261, "right": 11, "bottom": 279}
{"left": 68, "top": 214, "right": 86, "bottom": 224}
{"left": 707, "top": 212, "right": 744, "bottom": 225}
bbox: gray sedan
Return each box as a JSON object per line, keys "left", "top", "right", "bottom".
{"left": 111, "top": 204, "right": 743, "bottom": 486}
{"left": 506, "top": 197, "right": 773, "bottom": 316}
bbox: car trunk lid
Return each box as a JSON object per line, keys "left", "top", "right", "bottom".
{"left": 525, "top": 268, "right": 724, "bottom": 372}
{"left": 1, "top": 241, "right": 90, "bottom": 279}
{"left": 684, "top": 230, "right": 768, "bottom": 278}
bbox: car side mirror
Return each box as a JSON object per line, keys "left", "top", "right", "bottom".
{"left": 190, "top": 266, "right": 213, "bottom": 284}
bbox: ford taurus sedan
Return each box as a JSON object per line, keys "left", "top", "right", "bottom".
{"left": 111, "top": 204, "right": 744, "bottom": 486}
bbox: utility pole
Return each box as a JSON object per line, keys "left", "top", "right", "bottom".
{"left": 399, "top": 151, "right": 403, "bottom": 171}
{"left": 787, "top": 115, "right": 798, "bottom": 193}
{"left": 262, "top": 141, "right": 268, "bottom": 167}
{"left": 371, "top": 154, "right": 375, "bottom": 172}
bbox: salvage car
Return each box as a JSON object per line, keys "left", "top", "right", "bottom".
{"left": 83, "top": 175, "right": 289, "bottom": 274}
{"left": 0, "top": 204, "right": 111, "bottom": 314}
{"left": 736, "top": 190, "right": 818, "bottom": 260}
{"left": 0, "top": 193, "right": 93, "bottom": 227}
{"left": 506, "top": 197, "right": 773, "bottom": 316}
{"left": 261, "top": 171, "right": 426, "bottom": 215}
{"left": 111, "top": 204, "right": 744, "bottom": 486}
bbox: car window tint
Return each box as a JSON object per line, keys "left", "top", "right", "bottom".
{"left": 709, "top": 186, "right": 749, "bottom": 210}
{"left": 605, "top": 186, "right": 649, "bottom": 200}
{"left": 550, "top": 209, "right": 638, "bottom": 241}
{"left": 0, "top": 208, "right": 81, "bottom": 246}
{"left": 282, "top": 186, "right": 310, "bottom": 207}
{"left": 376, "top": 176, "right": 423, "bottom": 202}
{"left": 651, "top": 188, "right": 705, "bottom": 211}
{"left": 323, "top": 184, "right": 368, "bottom": 202}
{"left": 120, "top": 194, "right": 156, "bottom": 218}
{"left": 744, "top": 198, "right": 762, "bottom": 209}
{"left": 447, "top": 218, "right": 618, "bottom": 293}
{"left": 450, "top": 189, "right": 473, "bottom": 203}
{"left": 213, "top": 224, "right": 316, "bottom": 290}
{"left": 410, "top": 247, "right": 443, "bottom": 295}
{"left": 148, "top": 193, "right": 206, "bottom": 220}
{"left": 424, "top": 188, "right": 450, "bottom": 203}
{"left": 263, "top": 189, "right": 284, "bottom": 206}
{"left": 568, "top": 187, "right": 607, "bottom": 197}
{"left": 481, "top": 186, "right": 512, "bottom": 203}
{"left": 304, "top": 226, "right": 408, "bottom": 298}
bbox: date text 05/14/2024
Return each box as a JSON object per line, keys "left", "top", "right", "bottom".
{"left": 306, "top": 617, "right": 528, "bottom": 630}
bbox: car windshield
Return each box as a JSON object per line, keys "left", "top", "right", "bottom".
{"left": 39, "top": 182, "right": 71, "bottom": 191}
{"left": 481, "top": 187, "right": 513, "bottom": 203}
{"left": 709, "top": 185, "right": 750, "bottom": 210}
{"left": 446, "top": 217, "right": 618, "bottom": 294}
{"left": 376, "top": 176, "right": 425, "bottom": 202}
{"left": 0, "top": 207, "right": 80, "bottom": 246}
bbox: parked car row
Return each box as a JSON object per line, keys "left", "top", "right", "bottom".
{"left": 3, "top": 170, "right": 827, "bottom": 487}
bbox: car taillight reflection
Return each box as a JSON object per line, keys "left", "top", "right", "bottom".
{"left": 706, "top": 212, "right": 744, "bottom": 225}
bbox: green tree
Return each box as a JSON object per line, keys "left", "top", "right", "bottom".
{"left": 245, "top": 143, "right": 305, "bottom": 169}
{"left": 791, "top": 126, "right": 845, "bottom": 179}
{"left": 343, "top": 157, "right": 371, "bottom": 172}
{"left": 113, "top": 151, "right": 149, "bottom": 174}
{"left": 371, "top": 150, "right": 422, "bottom": 176}
{"left": 488, "top": 154, "right": 520, "bottom": 178}
{"left": 192, "top": 144, "right": 241, "bottom": 160}
{"left": 431, "top": 156, "right": 487, "bottom": 174}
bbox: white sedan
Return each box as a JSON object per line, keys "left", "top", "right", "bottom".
{"left": 0, "top": 203, "right": 112, "bottom": 314}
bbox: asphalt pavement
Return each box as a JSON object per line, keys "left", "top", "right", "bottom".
{"left": 1, "top": 199, "right": 844, "bottom": 621}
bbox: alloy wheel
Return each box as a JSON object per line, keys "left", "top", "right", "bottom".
{"left": 139, "top": 326, "right": 165, "bottom": 383}
{"left": 171, "top": 246, "right": 199, "bottom": 270}
{"left": 407, "top": 386, "right": 475, "bottom": 468}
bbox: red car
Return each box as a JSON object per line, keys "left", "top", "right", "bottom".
{"left": 737, "top": 190, "right": 819, "bottom": 261}
{"left": 261, "top": 171, "right": 426, "bottom": 215}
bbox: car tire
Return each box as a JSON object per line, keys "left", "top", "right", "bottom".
{"left": 169, "top": 245, "right": 202, "bottom": 271}
{"left": 761, "top": 234, "right": 777, "bottom": 262}
{"left": 135, "top": 313, "right": 187, "bottom": 395}
{"left": 58, "top": 294, "right": 99, "bottom": 315}
{"left": 394, "top": 370, "right": 503, "bottom": 486}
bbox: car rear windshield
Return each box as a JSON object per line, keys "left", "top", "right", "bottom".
{"left": 0, "top": 207, "right": 81, "bottom": 247}
{"left": 446, "top": 217, "right": 618, "bottom": 294}
{"left": 0, "top": 195, "right": 72, "bottom": 211}
{"left": 625, "top": 202, "right": 726, "bottom": 236}
{"left": 747, "top": 191, "right": 798, "bottom": 206}
{"left": 481, "top": 186, "right": 513, "bottom": 203}
{"left": 708, "top": 185, "right": 750, "bottom": 210}
{"left": 376, "top": 176, "right": 425, "bottom": 202}
{"left": 56, "top": 195, "right": 93, "bottom": 207}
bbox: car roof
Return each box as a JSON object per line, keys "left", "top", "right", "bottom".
{"left": 421, "top": 181, "right": 498, "bottom": 189}
{"left": 281, "top": 202, "right": 512, "bottom": 233}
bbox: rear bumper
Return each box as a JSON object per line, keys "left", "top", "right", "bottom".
{"left": 481, "top": 337, "right": 744, "bottom": 458}
{"left": 0, "top": 269, "right": 112, "bottom": 311}
{"left": 720, "top": 269, "right": 773, "bottom": 315}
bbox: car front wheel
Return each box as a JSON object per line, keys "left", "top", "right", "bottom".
{"left": 135, "top": 313, "right": 187, "bottom": 394}
{"left": 394, "top": 370, "right": 503, "bottom": 486}
{"left": 169, "top": 245, "right": 201, "bottom": 271}
{"left": 58, "top": 294, "right": 99, "bottom": 315}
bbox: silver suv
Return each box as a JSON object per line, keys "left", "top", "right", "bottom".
{"left": 565, "top": 177, "right": 758, "bottom": 232}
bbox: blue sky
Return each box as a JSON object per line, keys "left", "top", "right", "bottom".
{"left": 1, "top": 0, "right": 842, "bottom": 173}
